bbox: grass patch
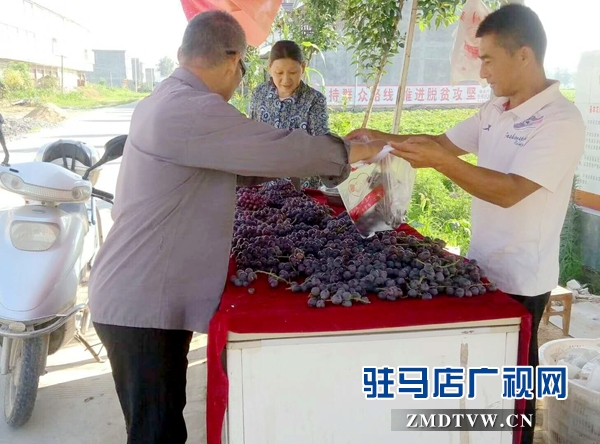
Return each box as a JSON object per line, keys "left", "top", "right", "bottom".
{"left": 561, "top": 89, "right": 575, "bottom": 102}
{"left": 328, "top": 108, "right": 478, "bottom": 136}
{"left": 2, "top": 84, "right": 149, "bottom": 109}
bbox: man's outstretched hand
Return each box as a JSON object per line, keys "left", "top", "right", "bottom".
{"left": 348, "top": 139, "right": 388, "bottom": 164}
{"left": 389, "top": 136, "right": 453, "bottom": 169}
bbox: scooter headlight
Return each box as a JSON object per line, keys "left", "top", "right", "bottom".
{"left": 10, "top": 221, "right": 59, "bottom": 251}
{"left": 0, "top": 172, "right": 91, "bottom": 203}
{"left": 0, "top": 173, "right": 25, "bottom": 191}
{"left": 71, "top": 185, "right": 91, "bottom": 201}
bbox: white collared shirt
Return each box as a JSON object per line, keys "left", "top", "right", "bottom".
{"left": 446, "top": 81, "right": 585, "bottom": 296}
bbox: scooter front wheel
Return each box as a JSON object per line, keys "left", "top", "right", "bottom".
{"left": 4, "top": 336, "right": 48, "bottom": 428}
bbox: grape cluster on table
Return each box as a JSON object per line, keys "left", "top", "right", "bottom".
{"left": 231, "top": 180, "right": 497, "bottom": 308}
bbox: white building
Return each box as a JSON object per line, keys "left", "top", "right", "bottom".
{"left": 0, "top": 0, "right": 93, "bottom": 90}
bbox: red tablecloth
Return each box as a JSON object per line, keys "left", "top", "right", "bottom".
{"left": 207, "top": 190, "right": 532, "bottom": 444}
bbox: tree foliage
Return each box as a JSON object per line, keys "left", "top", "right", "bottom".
{"left": 157, "top": 57, "right": 175, "bottom": 78}
{"left": 1, "top": 62, "right": 32, "bottom": 91}
{"left": 342, "top": 0, "right": 502, "bottom": 126}
{"left": 417, "top": 0, "right": 501, "bottom": 30}
{"left": 243, "top": 47, "right": 267, "bottom": 92}
{"left": 559, "top": 176, "right": 584, "bottom": 284}
{"left": 343, "top": 0, "right": 405, "bottom": 126}
{"left": 342, "top": 0, "right": 503, "bottom": 83}
{"left": 553, "top": 67, "right": 574, "bottom": 88}
{"left": 272, "top": 0, "right": 343, "bottom": 64}
{"left": 343, "top": 0, "right": 405, "bottom": 85}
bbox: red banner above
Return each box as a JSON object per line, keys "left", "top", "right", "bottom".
{"left": 180, "top": 0, "right": 281, "bottom": 47}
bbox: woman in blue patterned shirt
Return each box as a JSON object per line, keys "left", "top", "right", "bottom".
{"left": 249, "top": 40, "right": 329, "bottom": 188}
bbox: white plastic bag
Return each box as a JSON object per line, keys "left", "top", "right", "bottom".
{"left": 450, "top": 0, "right": 492, "bottom": 86}
{"left": 337, "top": 146, "right": 416, "bottom": 238}
{"left": 581, "top": 357, "right": 600, "bottom": 380}
{"left": 586, "top": 364, "right": 600, "bottom": 391}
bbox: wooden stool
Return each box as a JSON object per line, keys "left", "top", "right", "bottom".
{"left": 542, "top": 286, "right": 574, "bottom": 336}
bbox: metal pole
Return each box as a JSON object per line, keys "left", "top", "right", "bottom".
{"left": 391, "top": 0, "right": 418, "bottom": 134}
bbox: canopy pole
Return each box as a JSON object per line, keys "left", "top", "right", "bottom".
{"left": 391, "top": 0, "right": 419, "bottom": 134}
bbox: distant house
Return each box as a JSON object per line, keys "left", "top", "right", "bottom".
{"left": 0, "top": 0, "right": 93, "bottom": 90}
{"left": 86, "top": 50, "right": 132, "bottom": 88}
{"left": 86, "top": 50, "right": 147, "bottom": 91}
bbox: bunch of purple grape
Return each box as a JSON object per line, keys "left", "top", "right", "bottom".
{"left": 260, "top": 179, "right": 305, "bottom": 206}
{"left": 230, "top": 180, "right": 497, "bottom": 308}
{"left": 236, "top": 187, "right": 267, "bottom": 211}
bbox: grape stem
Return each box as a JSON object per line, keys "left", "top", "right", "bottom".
{"left": 288, "top": 275, "right": 316, "bottom": 291}
{"left": 440, "top": 260, "right": 462, "bottom": 269}
{"left": 255, "top": 270, "right": 292, "bottom": 285}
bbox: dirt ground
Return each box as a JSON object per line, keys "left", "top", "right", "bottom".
{"left": 0, "top": 103, "right": 82, "bottom": 143}
{"left": 0, "top": 104, "right": 79, "bottom": 119}
{"left": 1, "top": 104, "right": 41, "bottom": 119}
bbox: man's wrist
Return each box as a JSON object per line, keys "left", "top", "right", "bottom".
{"left": 370, "top": 129, "right": 386, "bottom": 140}
{"left": 434, "top": 150, "right": 460, "bottom": 174}
{"left": 348, "top": 140, "right": 388, "bottom": 164}
{"left": 348, "top": 142, "right": 365, "bottom": 164}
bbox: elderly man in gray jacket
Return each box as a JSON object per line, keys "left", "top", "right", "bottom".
{"left": 88, "top": 10, "right": 390, "bottom": 444}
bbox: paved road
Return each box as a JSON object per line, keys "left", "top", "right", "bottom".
{"left": 1, "top": 104, "right": 129, "bottom": 212}
{"left": 0, "top": 103, "right": 208, "bottom": 444}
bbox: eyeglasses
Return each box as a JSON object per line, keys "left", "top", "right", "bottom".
{"left": 226, "top": 50, "right": 246, "bottom": 77}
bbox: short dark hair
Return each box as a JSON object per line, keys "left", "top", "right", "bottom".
{"left": 476, "top": 4, "right": 547, "bottom": 64}
{"left": 269, "top": 40, "right": 304, "bottom": 65}
{"left": 180, "top": 11, "right": 246, "bottom": 66}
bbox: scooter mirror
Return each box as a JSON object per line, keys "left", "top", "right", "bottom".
{"left": 101, "top": 135, "right": 127, "bottom": 163}
{"left": 82, "top": 135, "right": 127, "bottom": 181}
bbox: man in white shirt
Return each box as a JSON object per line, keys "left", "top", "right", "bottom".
{"left": 348, "top": 5, "right": 585, "bottom": 443}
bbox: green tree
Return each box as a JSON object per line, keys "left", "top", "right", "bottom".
{"left": 1, "top": 62, "right": 33, "bottom": 91}
{"left": 553, "top": 67, "right": 574, "bottom": 88}
{"left": 344, "top": 0, "right": 502, "bottom": 128}
{"left": 418, "top": 0, "right": 501, "bottom": 30}
{"left": 243, "top": 47, "right": 267, "bottom": 92}
{"left": 343, "top": 0, "right": 405, "bottom": 127}
{"left": 273, "top": 0, "right": 343, "bottom": 65}
{"left": 559, "top": 176, "right": 584, "bottom": 284}
{"left": 157, "top": 56, "right": 175, "bottom": 78}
